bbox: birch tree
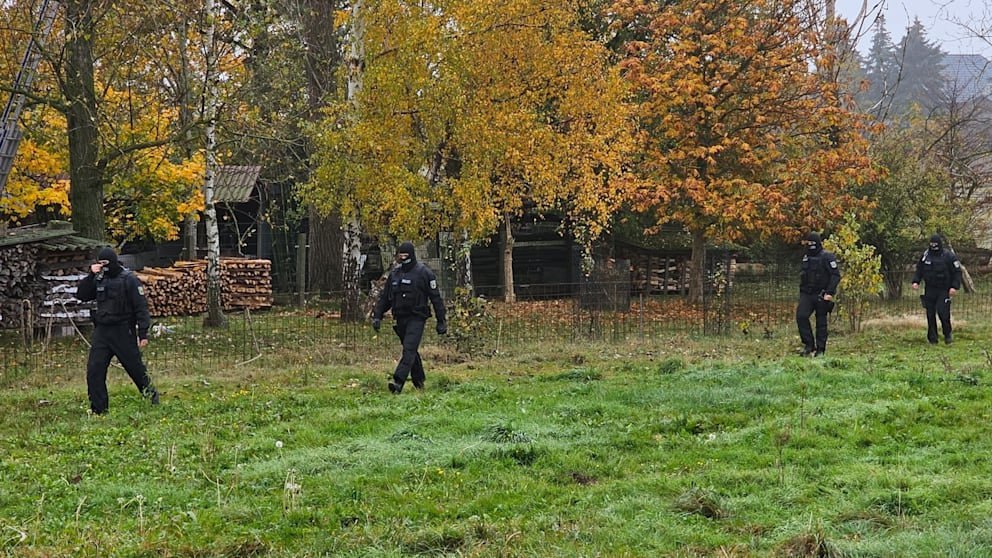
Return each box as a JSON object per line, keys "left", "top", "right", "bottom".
{"left": 202, "top": 0, "right": 225, "bottom": 327}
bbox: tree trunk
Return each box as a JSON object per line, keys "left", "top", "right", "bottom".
{"left": 340, "top": 217, "right": 364, "bottom": 320}
{"left": 301, "top": 0, "right": 344, "bottom": 294}
{"left": 184, "top": 215, "right": 198, "bottom": 259}
{"left": 179, "top": 23, "right": 199, "bottom": 260}
{"left": 64, "top": 0, "right": 104, "bottom": 240}
{"left": 500, "top": 214, "right": 515, "bottom": 303}
{"left": 202, "top": 0, "right": 226, "bottom": 328}
{"left": 339, "top": 0, "right": 365, "bottom": 321}
{"left": 688, "top": 229, "right": 706, "bottom": 304}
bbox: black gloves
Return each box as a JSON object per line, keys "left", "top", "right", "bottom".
{"left": 372, "top": 318, "right": 381, "bottom": 332}
{"left": 436, "top": 321, "right": 447, "bottom": 335}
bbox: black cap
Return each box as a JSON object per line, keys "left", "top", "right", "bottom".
{"left": 806, "top": 232, "right": 822, "bottom": 243}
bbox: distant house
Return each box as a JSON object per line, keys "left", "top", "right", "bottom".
{"left": 942, "top": 54, "right": 992, "bottom": 101}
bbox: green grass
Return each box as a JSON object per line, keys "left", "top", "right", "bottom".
{"left": 3, "top": 320, "right": 992, "bottom": 556}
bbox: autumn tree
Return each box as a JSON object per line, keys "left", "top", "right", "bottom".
{"left": 615, "top": 0, "right": 874, "bottom": 302}
{"left": 0, "top": 0, "right": 210, "bottom": 240}
{"left": 304, "top": 0, "right": 634, "bottom": 300}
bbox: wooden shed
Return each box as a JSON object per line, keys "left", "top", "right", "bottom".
{"left": 213, "top": 165, "right": 271, "bottom": 259}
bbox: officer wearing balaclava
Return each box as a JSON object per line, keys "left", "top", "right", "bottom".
{"left": 796, "top": 231, "right": 841, "bottom": 356}
{"left": 76, "top": 246, "right": 159, "bottom": 414}
{"left": 371, "top": 241, "right": 447, "bottom": 393}
{"left": 912, "top": 233, "right": 962, "bottom": 344}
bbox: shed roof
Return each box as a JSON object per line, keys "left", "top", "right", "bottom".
{"left": 37, "top": 235, "right": 109, "bottom": 253}
{"left": 0, "top": 221, "right": 76, "bottom": 248}
{"left": 214, "top": 165, "right": 262, "bottom": 203}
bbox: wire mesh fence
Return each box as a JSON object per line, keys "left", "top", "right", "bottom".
{"left": 2, "top": 267, "right": 990, "bottom": 381}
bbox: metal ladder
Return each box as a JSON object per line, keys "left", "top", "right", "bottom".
{"left": 0, "top": 0, "right": 62, "bottom": 200}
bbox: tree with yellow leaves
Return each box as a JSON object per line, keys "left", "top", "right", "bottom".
{"left": 0, "top": 0, "right": 206, "bottom": 241}
{"left": 0, "top": 109, "right": 70, "bottom": 223}
{"left": 305, "top": 0, "right": 635, "bottom": 298}
{"left": 614, "top": 0, "right": 876, "bottom": 302}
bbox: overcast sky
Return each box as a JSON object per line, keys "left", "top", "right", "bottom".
{"left": 834, "top": 0, "right": 992, "bottom": 57}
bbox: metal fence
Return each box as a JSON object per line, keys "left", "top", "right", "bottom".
{"left": 2, "top": 268, "right": 990, "bottom": 380}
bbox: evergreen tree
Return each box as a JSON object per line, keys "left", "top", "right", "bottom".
{"left": 860, "top": 16, "right": 896, "bottom": 118}
{"left": 892, "top": 18, "right": 947, "bottom": 115}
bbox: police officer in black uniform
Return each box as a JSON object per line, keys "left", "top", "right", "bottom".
{"left": 912, "top": 233, "right": 962, "bottom": 344}
{"left": 796, "top": 232, "right": 841, "bottom": 356}
{"left": 76, "top": 247, "right": 158, "bottom": 414}
{"left": 372, "top": 241, "right": 447, "bottom": 393}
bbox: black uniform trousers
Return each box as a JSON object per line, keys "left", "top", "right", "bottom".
{"left": 921, "top": 288, "right": 952, "bottom": 343}
{"left": 796, "top": 292, "right": 830, "bottom": 353}
{"left": 87, "top": 323, "right": 152, "bottom": 414}
{"left": 392, "top": 316, "right": 426, "bottom": 387}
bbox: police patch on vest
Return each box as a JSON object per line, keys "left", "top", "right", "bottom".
{"left": 430, "top": 279, "right": 437, "bottom": 290}
{"left": 829, "top": 261, "right": 838, "bottom": 269}
{"left": 954, "top": 261, "right": 961, "bottom": 269}
{"left": 138, "top": 286, "right": 145, "bottom": 295}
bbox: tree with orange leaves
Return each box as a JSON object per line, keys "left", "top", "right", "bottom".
{"left": 614, "top": 0, "right": 876, "bottom": 301}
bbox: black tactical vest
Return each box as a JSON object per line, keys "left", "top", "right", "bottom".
{"left": 800, "top": 254, "right": 829, "bottom": 294}
{"left": 93, "top": 272, "right": 134, "bottom": 325}
{"left": 921, "top": 251, "right": 950, "bottom": 287}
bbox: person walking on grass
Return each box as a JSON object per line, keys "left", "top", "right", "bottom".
{"left": 912, "top": 233, "right": 962, "bottom": 345}
{"left": 76, "top": 247, "right": 159, "bottom": 414}
{"left": 796, "top": 231, "right": 840, "bottom": 357}
{"left": 371, "top": 241, "right": 447, "bottom": 393}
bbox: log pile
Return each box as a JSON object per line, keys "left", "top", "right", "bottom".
{"left": 136, "top": 262, "right": 207, "bottom": 316}
{"left": 0, "top": 244, "right": 46, "bottom": 328}
{"left": 220, "top": 258, "right": 272, "bottom": 310}
{"left": 135, "top": 259, "right": 272, "bottom": 317}
{"left": 628, "top": 254, "right": 689, "bottom": 294}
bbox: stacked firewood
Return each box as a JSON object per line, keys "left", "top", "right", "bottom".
{"left": 136, "top": 262, "right": 208, "bottom": 316}
{"left": 0, "top": 244, "right": 45, "bottom": 328}
{"left": 220, "top": 259, "right": 272, "bottom": 310}
{"left": 627, "top": 254, "right": 688, "bottom": 294}
{"left": 135, "top": 259, "right": 272, "bottom": 317}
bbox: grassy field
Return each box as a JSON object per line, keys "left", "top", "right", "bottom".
{"left": 2, "top": 316, "right": 992, "bottom": 557}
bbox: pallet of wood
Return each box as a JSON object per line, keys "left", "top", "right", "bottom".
{"left": 135, "top": 259, "right": 272, "bottom": 317}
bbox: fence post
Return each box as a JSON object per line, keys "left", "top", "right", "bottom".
{"left": 296, "top": 233, "right": 307, "bottom": 307}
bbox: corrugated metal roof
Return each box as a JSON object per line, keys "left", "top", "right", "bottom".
{"left": 214, "top": 165, "right": 262, "bottom": 203}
